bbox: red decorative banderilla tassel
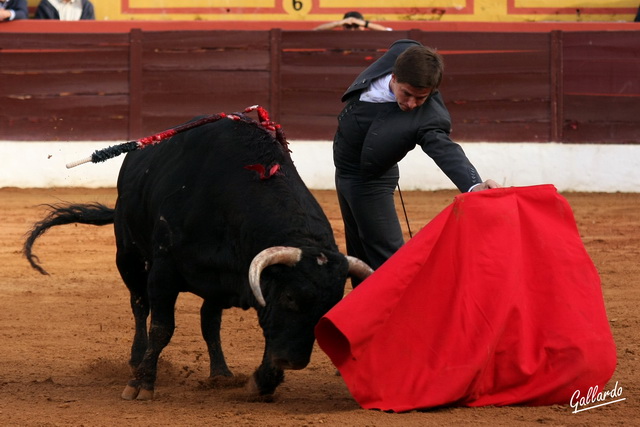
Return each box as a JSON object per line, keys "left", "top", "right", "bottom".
{"left": 66, "top": 106, "right": 288, "bottom": 169}
{"left": 244, "top": 163, "right": 281, "bottom": 180}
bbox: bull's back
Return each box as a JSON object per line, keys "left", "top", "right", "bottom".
{"left": 114, "top": 118, "right": 336, "bottom": 260}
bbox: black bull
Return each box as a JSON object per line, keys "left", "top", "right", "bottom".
{"left": 23, "top": 116, "right": 372, "bottom": 400}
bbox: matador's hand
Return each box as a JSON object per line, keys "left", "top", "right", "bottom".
{"left": 470, "top": 179, "right": 501, "bottom": 192}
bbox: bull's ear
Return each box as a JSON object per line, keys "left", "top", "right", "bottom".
{"left": 316, "top": 253, "right": 328, "bottom": 265}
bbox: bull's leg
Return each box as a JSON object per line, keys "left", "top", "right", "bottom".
{"left": 246, "top": 349, "right": 284, "bottom": 399}
{"left": 121, "top": 262, "right": 181, "bottom": 401}
{"left": 115, "top": 252, "right": 149, "bottom": 371}
{"left": 200, "top": 300, "right": 233, "bottom": 378}
{"left": 128, "top": 292, "right": 149, "bottom": 370}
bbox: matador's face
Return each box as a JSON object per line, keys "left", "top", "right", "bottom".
{"left": 389, "top": 74, "right": 432, "bottom": 112}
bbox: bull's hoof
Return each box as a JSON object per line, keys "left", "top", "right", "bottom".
{"left": 244, "top": 375, "right": 275, "bottom": 402}
{"left": 136, "top": 388, "right": 155, "bottom": 400}
{"left": 121, "top": 384, "right": 139, "bottom": 400}
{"left": 121, "top": 384, "right": 154, "bottom": 400}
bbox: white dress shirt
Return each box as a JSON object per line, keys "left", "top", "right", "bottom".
{"left": 49, "top": 0, "right": 83, "bottom": 21}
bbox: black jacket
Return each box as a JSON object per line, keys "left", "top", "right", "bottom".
{"left": 335, "top": 39, "right": 482, "bottom": 192}
{"left": 35, "top": 0, "right": 95, "bottom": 20}
{"left": 2, "top": 0, "right": 29, "bottom": 20}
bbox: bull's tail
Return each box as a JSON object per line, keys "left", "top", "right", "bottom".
{"left": 23, "top": 203, "right": 115, "bottom": 275}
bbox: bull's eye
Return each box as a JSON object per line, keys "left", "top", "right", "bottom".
{"left": 282, "top": 292, "right": 298, "bottom": 311}
{"left": 317, "top": 253, "right": 328, "bottom": 265}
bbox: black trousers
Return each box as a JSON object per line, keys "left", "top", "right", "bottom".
{"left": 335, "top": 168, "right": 404, "bottom": 278}
{"left": 333, "top": 100, "right": 405, "bottom": 284}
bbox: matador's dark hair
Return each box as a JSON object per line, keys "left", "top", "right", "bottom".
{"left": 393, "top": 45, "right": 444, "bottom": 89}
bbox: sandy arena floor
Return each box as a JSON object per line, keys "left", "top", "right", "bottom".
{"left": 1, "top": 187, "right": 638, "bottom": 426}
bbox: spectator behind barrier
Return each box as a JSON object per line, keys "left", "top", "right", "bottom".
{"left": 314, "top": 11, "right": 392, "bottom": 31}
{"left": 35, "top": 0, "right": 95, "bottom": 20}
{"left": 0, "top": 0, "right": 28, "bottom": 21}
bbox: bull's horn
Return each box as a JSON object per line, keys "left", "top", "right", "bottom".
{"left": 346, "top": 256, "right": 374, "bottom": 280}
{"left": 249, "top": 246, "right": 302, "bottom": 307}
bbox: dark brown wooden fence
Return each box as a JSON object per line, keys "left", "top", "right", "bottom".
{"left": 1, "top": 29, "right": 638, "bottom": 143}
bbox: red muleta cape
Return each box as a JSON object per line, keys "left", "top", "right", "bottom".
{"left": 316, "top": 185, "right": 616, "bottom": 412}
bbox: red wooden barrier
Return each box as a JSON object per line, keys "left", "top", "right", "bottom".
{"left": 1, "top": 24, "right": 638, "bottom": 143}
